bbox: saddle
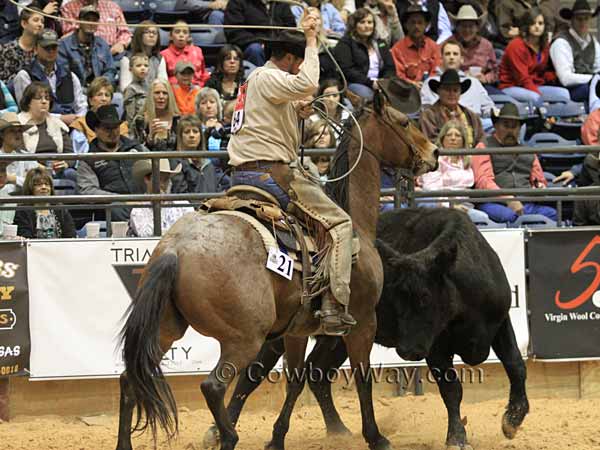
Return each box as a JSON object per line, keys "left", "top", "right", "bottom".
{"left": 200, "top": 184, "right": 359, "bottom": 308}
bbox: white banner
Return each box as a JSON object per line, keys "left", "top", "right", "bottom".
{"left": 27, "top": 229, "right": 528, "bottom": 379}
{"left": 28, "top": 239, "right": 221, "bottom": 380}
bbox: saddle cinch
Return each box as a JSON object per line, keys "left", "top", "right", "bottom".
{"left": 199, "top": 185, "right": 359, "bottom": 309}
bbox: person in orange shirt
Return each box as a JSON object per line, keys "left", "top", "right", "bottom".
{"left": 172, "top": 61, "right": 201, "bottom": 115}
{"left": 390, "top": 4, "right": 441, "bottom": 90}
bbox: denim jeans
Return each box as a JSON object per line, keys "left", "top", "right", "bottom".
{"left": 502, "top": 85, "right": 571, "bottom": 108}
{"left": 243, "top": 43, "right": 265, "bottom": 67}
{"left": 478, "top": 202, "right": 557, "bottom": 223}
{"left": 231, "top": 170, "right": 290, "bottom": 209}
{"left": 348, "top": 83, "right": 374, "bottom": 100}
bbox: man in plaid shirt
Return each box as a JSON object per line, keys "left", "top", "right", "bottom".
{"left": 61, "top": 0, "right": 132, "bottom": 57}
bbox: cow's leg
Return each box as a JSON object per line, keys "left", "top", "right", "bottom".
{"left": 492, "top": 318, "right": 529, "bottom": 439}
{"left": 203, "top": 339, "right": 286, "bottom": 449}
{"left": 306, "top": 336, "right": 352, "bottom": 436}
{"left": 426, "top": 342, "right": 471, "bottom": 450}
{"left": 265, "top": 336, "right": 309, "bottom": 450}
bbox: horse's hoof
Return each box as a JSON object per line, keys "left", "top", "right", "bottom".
{"left": 202, "top": 425, "right": 220, "bottom": 449}
{"left": 447, "top": 446, "right": 473, "bottom": 450}
{"left": 370, "top": 436, "right": 394, "bottom": 450}
{"left": 502, "top": 411, "right": 519, "bottom": 439}
{"left": 264, "top": 440, "right": 284, "bottom": 450}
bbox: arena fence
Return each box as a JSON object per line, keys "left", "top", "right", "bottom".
{"left": 1, "top": 145, "right": 600, "bottom": 233}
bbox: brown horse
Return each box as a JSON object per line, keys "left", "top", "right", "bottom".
{"left": 115, "top": 91, "right": 438, "bottom": 450}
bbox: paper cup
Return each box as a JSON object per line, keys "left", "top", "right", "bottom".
{"left": 3, "top": 224, "right": 18, "bottom": 239}
{"left": 469, "top": 66, "right": 482, "bottom": 77}
{"left": 112, "top": 221, "right": 128, "bottom": 238}
{"left": 85, "top": 222, "right": 101, "bottom": 238}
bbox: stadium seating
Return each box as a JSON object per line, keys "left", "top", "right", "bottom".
{"left": 528, "top": 132, "right": 584, "bottom": 175}
{"left": 469, "top": 214, "right": 508, "bottom": 229}
{"left": 510, "top": 214, "right": 557, "bottom": 228}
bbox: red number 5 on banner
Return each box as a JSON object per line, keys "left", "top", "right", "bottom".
{"left": 555, "top": 235, "right": 600, "bottom": 310}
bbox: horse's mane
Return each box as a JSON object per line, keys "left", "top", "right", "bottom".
{"left": 325, "top": 107, "right": 364, "bottom": 213}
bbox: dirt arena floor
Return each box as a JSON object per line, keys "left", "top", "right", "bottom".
{"left": 1, "top": 391, "right": 598, "bottom": 450}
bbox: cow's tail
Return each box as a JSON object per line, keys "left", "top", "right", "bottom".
{"left": 376, "top": 219, "right": 459, "bottom": 277}
{"left": 119, "top": 252, "right": 179, "bottom": 442}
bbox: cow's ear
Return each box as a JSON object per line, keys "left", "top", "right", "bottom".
{"left": 433, "top": 241, "right": 458, "bottom": 271}
{"left": 375, "top": 239, "right": 402, "bottom": 266}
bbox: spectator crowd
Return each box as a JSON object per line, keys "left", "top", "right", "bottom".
{"left": 0, "top": 0, "right": 600, "bottom": 237}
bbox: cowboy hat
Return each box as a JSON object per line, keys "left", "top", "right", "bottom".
{"left": 86, "top": 105, "right": 122, "bottom": 130}
{"left": 377, "top": 78, "right": 421, "bottom": 114}
{"left": 428, "top": 69, "right": 471, "bottom": 94}
{"left": 400, "top": 4, "right": 432, "bottom": 24}
{"left": 261, "top": 30, "right": 306, "bottom": 59}
{"left": 491, "top": 103, "right": 522, "bottom": 124}
{"left": 559, "top": 0, "right": 599, "bottom": 21}
{"left": 132, "top": 159, "right": 182, "bottom": 186}
{"left": 449, "top": 4, "right": 487, "bottom": 27}
{"left": 0, "top": 112, "right": 34, "bottom": 134}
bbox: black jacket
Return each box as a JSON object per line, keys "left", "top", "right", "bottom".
{"left": 170, "top": 158, "right": 219, "bottom": 194}
{"left": 84, "top": 136, "right": 146, "bottom": 195}
{"left": 224, "top": 0, "right": 296, "bottom": 49}
{"left": 14, "top": 208, "right": 76, "bottom": 239}
{"left": 333, "top": 35, "right": 395, "bottom": 88}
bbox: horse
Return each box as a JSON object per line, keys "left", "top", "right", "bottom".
{"left": 204, "top": 208, "right": 529, "bottom": 450}
{"left": 115, "top": 90, "right": 438, "bottom": 450}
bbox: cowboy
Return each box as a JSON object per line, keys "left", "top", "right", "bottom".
{"left": 77, "top": 105, "right": 147, "bottom": 221}
{"left": 449, "top": 4, "right": 498, "bottom": 86}
{"left": 227, "top": 13, "right": 356, "bottom": 336}
{"left": 0, "top": 112, "right": 38, "bottom": 188}
{"left": 129, "top": 158, "right": 194, "bottom": 237}
{"left": 391, "top": 4, "right": 441, "bottom": 90}
{"left": 550, "top": 0, "right": 600, "bottom": 109}
{"left": 395, "top": 0, "right": 453, "bottom": 43}
{"left": 471, "top": 103, "right": 558, "bottom": 224}
{"left": 419, "top": 69, "right": 484, "bottom": 147}
{"left": 420, "top": 39, "right": 494, "bottom": 128}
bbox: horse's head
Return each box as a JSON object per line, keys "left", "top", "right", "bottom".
{"left": 347, "top": 87, "right": 439, "bottom": 175}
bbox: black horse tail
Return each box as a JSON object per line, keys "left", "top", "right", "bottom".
{"left": 119, "top": 252, "right": 179, "bottom": 442}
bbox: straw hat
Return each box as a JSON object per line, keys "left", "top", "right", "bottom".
{"left": 132, "top": 159, "right": 182, "bottom": 185}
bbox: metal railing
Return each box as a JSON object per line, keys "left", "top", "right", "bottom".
{"left": 0, "top": 144, "right": 598, "bottom": 235}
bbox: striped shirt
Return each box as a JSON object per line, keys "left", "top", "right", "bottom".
{"left": 61, "top": 0, "right": 132, "bottom": 47}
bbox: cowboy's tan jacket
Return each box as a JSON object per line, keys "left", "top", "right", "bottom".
{"left": 227, "top": 47, "right": 319, "bottom": 166}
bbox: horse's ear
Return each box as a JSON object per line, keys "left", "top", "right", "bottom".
{"left": 373, "top": 89, "right": 385, "bottom": 115}
{"left": 345, "top": 90, "right": 364, "bottom": 109}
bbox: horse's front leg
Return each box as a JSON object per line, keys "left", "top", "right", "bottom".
{"left": 344, "top": 315, "right": 393, "bottom": 450}
{"left": 265, "top": 336, "right": 309, "bottom": 450}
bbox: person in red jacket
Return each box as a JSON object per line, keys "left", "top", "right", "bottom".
{"left": 161, "top": 20, "right": 210, "bottom": 88}
{"left": 499, "top": 7, "right": 570, "bottom": 107}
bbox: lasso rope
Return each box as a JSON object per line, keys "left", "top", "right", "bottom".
{"left": 9, "top": 0, "right": 363, "bottom": 182}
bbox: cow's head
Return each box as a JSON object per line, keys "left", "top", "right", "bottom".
{"left": 376, "top": 239, "right": 458, "bottom": 361}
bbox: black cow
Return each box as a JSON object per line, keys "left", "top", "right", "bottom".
{"left": 203, "top": 208, "right": 529, "bottom": 450}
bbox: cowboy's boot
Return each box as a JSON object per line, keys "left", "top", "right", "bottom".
{"left": 316, "top": 293, "right": 357, "bottom": 336}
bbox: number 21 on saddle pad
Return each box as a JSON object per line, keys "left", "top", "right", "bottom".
{"left": 231, "top": 82, "right": 247, "bottom": 134}
{"left": 266, "top": 247, "right": 294, "bottom": 280}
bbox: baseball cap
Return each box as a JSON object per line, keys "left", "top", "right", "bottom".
{"left": 175, "top": 61, "right": 195, "bottom": 74}
{"left": 79, "top": 5, "right": 100, "bottom": 20}
{"left": 36, "top": 29, "right": 59, "bottom": 48}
